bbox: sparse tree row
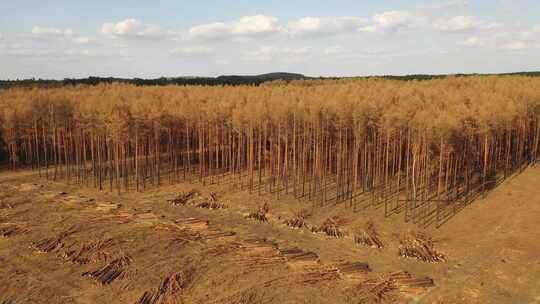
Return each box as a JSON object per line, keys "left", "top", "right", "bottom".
{"left": 1, "top": 77, "right": 539, "bottom": 225}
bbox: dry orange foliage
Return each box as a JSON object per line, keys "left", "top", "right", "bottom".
{"left": 1, "top": 76, "right": 539, "bottom": 225}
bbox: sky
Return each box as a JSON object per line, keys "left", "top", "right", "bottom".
{"left": 0, "top": 0, "right": 539, "bottom": 79}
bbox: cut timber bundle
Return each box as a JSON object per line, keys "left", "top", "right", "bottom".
{"left": 356, "top": 271, "right": 435, "bottom": 302}
{"left": 0, "top": 201, "right": 13, "bottom": 209}
{"left": 31, "top": 226, "right": 80, "bottom": 253}
{"left": 399, "top": 232, "right": 446, "bottom": 263}
{"left": 155, "top": 223, "right": 204, "bottom": 245}
{"left": 135, "top": 269, "right": 195, "bottom": 304}
{"left": 169, "top": 190, "right": 227, "bottom": 209}
{"left": 31, "top": 236, "right": 63, "bottom": 253}
{"left": 133, "top": 212, "right": 159, "bottom": 226}
{"left": 240, "top": 239, "right": 280, "bottom": 256}
{"left": 175, "top": 218, "right": 208, "bottom": 231}
{"left": 388, "top": 271, "right": 434, "bottom": 294}
{"left": 0, "top": 223, "right": 29, "bottom": 238}
{"left": 200, "top": 231, "right": 236, "bottom": 241}
{"left": 205, "top": 242, "right": 244, "bottom": 257}
{"left": 312, "top": 217, "right": 345, "bottom": 238}
{"left": 196, "top": 192, "right": 226, "bottom": 209}
{"left": 354, "top": 221, "right": 384, "bottom": 249}
{"left": 359, "top": 278, "right": 396, "bottom": 303}
{"left": 235, "top": 239, "right": 284, "bottom": 268}
{"left": 211, "top": 288, "right": 276, "bottom": 304}
{"left": 95, "top": 202, "right": 120, "bottom": 211}
{"left": 17, "top": 183, "right": 43, "bottom": 192}
{"left": 168, "top": 190, "right": 201, "bottom": 206}
{"left": 61, "top": 238, "right": 117, "bottom": 265}
{"left": 283, "top": 216, "right": 308, "bottom": 229}
{"left": 169, "top": 230, "right": 203, "bottom": 246}
{"left": 283, "top": 209, "right": 311, "bottom": 229}
{"left": 57, "top": 195, "right": 94, "bottom": 204}
{"left": 100, "top": 211, "right": 134, "bottom": 224}
{"left": 195, "top": 196, "right": 227, "bottom": 209}
{"left": 39, "top": 191, "right": 66, "bottom": 200}
{"left": 279, "top": 247, "right": 319, "bottom": 268}
{"left": 246, "top": 203, "right": 270, "bottom": 223}
{"left": 1, "top": 297, "right": 17, "bottom": 304}
{"left": 302, "top": 265, "right": 341, "bottom": 284}
{"left": 334, "top": 262, "right": 372, "bottom": 280}
{"left": 82, "top": 255, "right": 132, "bottom": 285}
{"left": 156, "top": 218, "right": 234, "bottom": 244}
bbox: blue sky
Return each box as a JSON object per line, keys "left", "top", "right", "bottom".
{"left": 0, "top": 0, "right": 539, "bottom": 79}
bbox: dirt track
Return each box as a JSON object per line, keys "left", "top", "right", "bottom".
{"left": 0, "top": 166, "right": 539, "bottom": 303}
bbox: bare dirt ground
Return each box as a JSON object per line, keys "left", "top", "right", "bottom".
{"left": 0, "top": 166, "right": 539, "bottom": 304}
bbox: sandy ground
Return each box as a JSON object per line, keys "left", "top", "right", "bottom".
{"left": 0, "top": 165, "right": 539, "bottom": 304}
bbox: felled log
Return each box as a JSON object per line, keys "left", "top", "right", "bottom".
{"left": 355, "top": 271, "right": 435, "bottom": 302}
{"left": 135, "top": 269, "right": 195, "bottom": 304}
{"left": 133, "top": 212, "right": 159, "bottom": 225}
{"left": 284, "top": 216, "right": 307, "bottom": 229}
{"left": 334, "top": 262, "right": 372, "bottom": 280}
{"left": 302, "top": 266, "right": 340, "bottom": 284}
{"left": 31, "top": 237, "right": 63, "bottom": 253}
{"left": 170, "top": 231, "right": 203, "bottom": 246}
{"left": 312, "top": 217, "right": 345, "bottom": 238}
{"left": 354, "top": 221, "right": 384, "bottom": 249}
{"left": 399, "top": 232, "right": 446, "bottom": 263}
{"left": 61, "top": 238, "right": 117, "bottom": 265}
{"left": 0, "top": 201, "right": 13, "bottom": 209}
{"left": 82, "top": 256, "right": 132, "bottom": 285}
{"left": 234, "top": 239, "right": 284, "bottom": 268}
{"left": 200, "top": 231, "right": 236, "bottom": 240}
{"left": 279, "top": 248, "right": 319, "bottom": 268}
{"left": 168, "top": 190, "right": 201, "bottom": 206}
{"left": 205, "top": 242, "right": 244, "bottom": 257}
{"left": 95, "top": 202, "right": 120, "bottom": 211}
{"left": 135, "top": 291, "right": 157, "bottom": 304}
{"left": 364, "top": 279, "right": 395, "bottom": 302}
{"left": 389, "top": 271, "right": 434, "bottom": 294}
{"left": 0, "top": 224, "right": 29, "bottom": 238}
{"left": 246, "top": 203, "right": 270, "bottom": 223}
{"left": 283, "top": 209, "right": 311, "bottom": 229}
{"left": 195, "top": 199, "right": 227, "bottom": 210}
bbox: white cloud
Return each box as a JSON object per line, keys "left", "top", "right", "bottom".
{"left": 233, "top": 15, "right": 280, "bottom": 35}
{"left": 72, "top": 37, "right": 97, "bottom": 44}
{"left": 189, "top": 15, "right": 281, "bottom": 40}
{"left": 245, "top": 46, "right": 311, "bottom": 62}
{"left": 533, "top": 25, "right": 540, "bottom": 32}
{"left": 101, "top": 19, "right": 166, "bottom": 39}
{"left": 0, "top": 42, "right": 23, "bottom": 50}
{"left": 360, "top": 11, "right": 417, "bottom": 33}
{"left": 2, "top": 46, "right": 130, "bottom": 61}
{"left": 188, "top": 22, "right": 231, "bottom": 40}
{"left": 32, "top": 26, "right": 73, "bottom": 36}
{"left": 458, "top": 36, "right": 483, "bottom": 47}
{"left": 287, "top": 17, "right": 365, "bottom": 37}
{"left": 434, "top": 16, "right": 499, "bottom": 33}
{"left": 171, "top": 46, "right": 213, "bottom": 56}
{"left": 420, "top": 0, "right": 469, "bottom": 10}
{"left": 324, "top": 45, "right": 348, "bottom": 55}
{"left": 373, "top": 11, "right": 411, "bottom": 29}
{"left": 502, "top": 41, "right": 528, "bottom": 50}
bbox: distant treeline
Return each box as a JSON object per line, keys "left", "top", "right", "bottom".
{"left": 376, "top": 71, "right": 540, "bottom": 81}
{"left": 0, "top": 73, "right": 307, "bottom": 88}
{"left": 1, "top": 71, "right": 540, "bottom": 88}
